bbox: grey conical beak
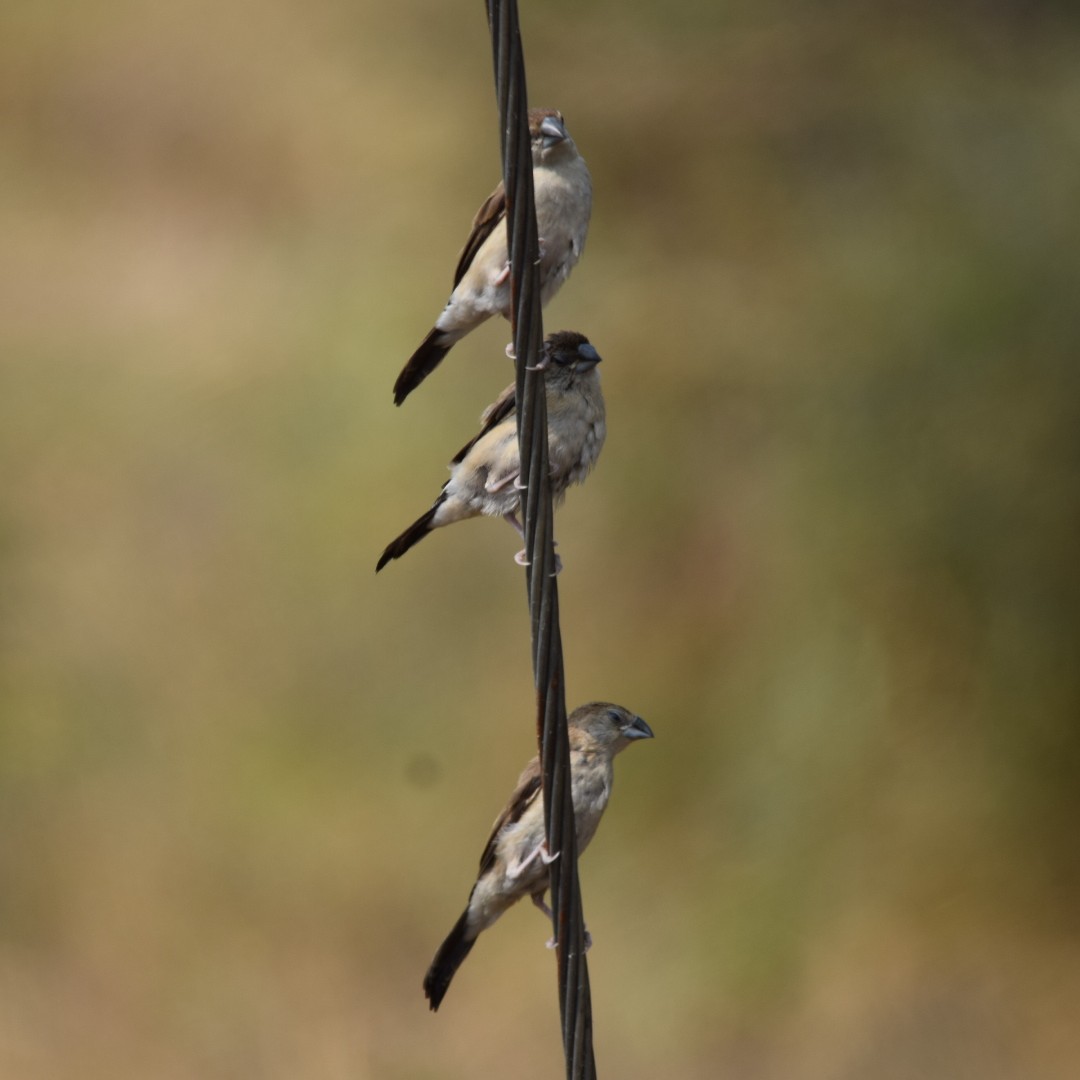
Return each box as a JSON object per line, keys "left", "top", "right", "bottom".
{"left": 539, "top": 115, "right": 568, "bottom": 148}
{"left": 574, "top": 343, "right": 601, "bottom": 371}
{"left": 624, "top": 715, "right": 654, "bottom": 740}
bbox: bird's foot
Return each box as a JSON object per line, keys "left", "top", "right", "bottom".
{"left": 505, "top": 341, "right": 516, "bottom": 360}
{"left": 515, "top": 550, "right": 563, "bottom": 574}
{"left": 507, "top": 841, "right": 558, "bottom": 881}
{"left": 493, "top": 263, "right": 511, "bottom": 287}
{"left": 545, "top": 926, "right": 591, "bottom": 953}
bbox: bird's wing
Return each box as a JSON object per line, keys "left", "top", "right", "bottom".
{"left": 453, "top": 182, "right": 507, "bottom": 288}
{"left": 478, "top": 757, "right": 542, "bottom": 877}
{"left": 450, "top": 382, "right": 517, "bottom": 465}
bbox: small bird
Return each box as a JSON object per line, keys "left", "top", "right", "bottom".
{"left": 423, "top": 702, "right": 654, "bottom": 1012}
{"left": 376, "top": 330, "right": 606, "bottom": 572}
{"left": 394, "top": 108, "right": 592, "bottom": 405}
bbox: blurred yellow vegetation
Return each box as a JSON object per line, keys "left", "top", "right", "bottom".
{"left": 1, "top": 1, "right": 1078, "bottom": 1077}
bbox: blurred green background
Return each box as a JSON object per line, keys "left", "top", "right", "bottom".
{"left": 2, "top": 1, "right": 1079, "bottom": 1077}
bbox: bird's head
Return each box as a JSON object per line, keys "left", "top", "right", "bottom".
{"left": 569, "top": 702, "right": 654, "bottom": 755}
{"left": 541, "top": 331, "right": 601, "bottom": 391}
{"left": 528, "top": 108, "right": 574, "bottom": 162}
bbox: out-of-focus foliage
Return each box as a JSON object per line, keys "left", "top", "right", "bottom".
{"left": 2, "top": 1, "right": 1078, "bottom": 1077}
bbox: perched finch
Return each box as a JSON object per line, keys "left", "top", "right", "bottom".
{"left": 394, "top": 108, "right": 592, "bottom": 405}
{"left": 376, "top": 330, "right": 605, "bottom": 572}
{"left": 423, "top": 702, "right": 654, "bottom": 1011}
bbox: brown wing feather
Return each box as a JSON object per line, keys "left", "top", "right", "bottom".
{"left": 450, "top": 381, "right": 517, "bottom": 465}
{"left": 453, "top": 183, "right": 507, "bottom": 287}
{"left": 477, "top": 757, "right": 542, "bottom": 877}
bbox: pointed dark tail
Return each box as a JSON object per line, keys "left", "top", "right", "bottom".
{"left": 394, "top": 328, "right": 453, "bottom": 405}
{"left": 375, "top": 502, "right": 440, "bottom": 572}
{"left": 423, "top": 909, "right": 475, "bottom": 1012}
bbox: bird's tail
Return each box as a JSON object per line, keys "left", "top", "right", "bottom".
{"left": 376, "top": 501, "right": 441, "bottom": 572}
{"left": 423, "top": 909, "right": 476, "bottom": 1012}
{"left": 394, "top": 327, "right": 455, "bottom": 405}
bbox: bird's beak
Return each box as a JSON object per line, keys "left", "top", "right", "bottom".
{"left": 539, "top": 115, "right": 568, "bottom": 149}
{"left": 574, "top": 343, "right": 601, "bottom": 371}
{"left": 624, "top": 715, "right": 654, "bottom": 740}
